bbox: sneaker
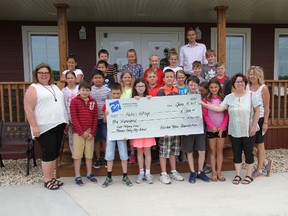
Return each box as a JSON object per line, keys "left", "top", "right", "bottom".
{"left": 265, "top": 159, "right": 274, "bottom": 177}
{"left": 93, "top": 159, "right": 102, "bottom": 169}
{"left": 159, "top": 173, "right": 171, "bottom": 184}
{"left": 197, "top": 171, "right": 210, "bottom": 182}
{"left": 189, "top": 172, "right": 197, "bottom": 183}
{"left": 145, "top": 174, "right": 154, "bottom": 184}
{"left": 203, "top": 164, "right": 212, "bottom": 174}
{"left": 252, "top": 170, "right": 264, "bottom": 178}
{"left": 87, "top": 174, "right": 98, "bottom": 183}
{"left": 75, "top": 177, "right": 84, "bottom": 186}
{"left": 122, "top": 176, "right": 133, "bottom": 187}
{"left": 136, "top": 173, "right": 145, "bottom": 184}
{"left": 129, "top": 154, "right": 136, "bottom": 164}
{"left": 169, "top": 171, "right": 184, "bottom": 181}
{"left": 102, "top": 177, "right": 113, "bottom": 188}
{"left": 104, "top": 160, "right": 107, "bottom": 168}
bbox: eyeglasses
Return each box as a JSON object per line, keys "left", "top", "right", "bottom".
{"left": 38, "top": 72, "right": 50, "bottom": 75}
{"left": 135, "top": 85, "right": 145, "bottom": 88}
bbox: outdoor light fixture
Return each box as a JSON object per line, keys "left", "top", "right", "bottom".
{"left": 195, "top": 27, "right": 202, "bottom": 40}
{"left": 79, "top": 26, "right": 86, "bottom": 40}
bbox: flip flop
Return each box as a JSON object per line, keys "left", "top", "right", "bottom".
{"left": 232, "top": 175, "right": 241, "bottom": 185}
{"left": 210, "top": 174, "right": 218, "bottom": 182}
{"left": 241, "top": 176, "right": 254, "bottom": 185}
{"left": 218, "top": 175, "right": 226, "bottom": 182}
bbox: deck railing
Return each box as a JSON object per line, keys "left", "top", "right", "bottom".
{"left": 0, "top": 81, "right": 288, "bottom": 127}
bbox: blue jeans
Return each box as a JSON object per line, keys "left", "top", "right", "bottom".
{"left": 105, "top": 140, "right": 128, "bottom": 161}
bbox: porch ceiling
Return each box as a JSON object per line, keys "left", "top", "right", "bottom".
{"left": 0, "top": 0, "right": 288, "bottom": 24}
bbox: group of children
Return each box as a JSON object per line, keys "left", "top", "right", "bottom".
{"left": 60, "top": 47, "right": 236, "bottom": 187}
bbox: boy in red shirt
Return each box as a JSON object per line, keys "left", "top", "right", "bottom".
{"left": 70, "top": 81, "right": 98, "bottom": 186}
{"left": 147, "top": 70, "right": 161, "bottom": 97}
{"left": 215, "top": 62, "right": 231, "bottom": 95}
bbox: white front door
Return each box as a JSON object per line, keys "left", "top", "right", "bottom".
{"left": 96, "top": 27, "right": 184, "bottom": 71}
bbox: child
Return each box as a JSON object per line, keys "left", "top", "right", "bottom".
{"left": 183, "top": 75, "right": 210, "bottom": 183}
{"left": 163, "top": 48, "right": 182, "bottom": 85}
{"left": 192, "top": 61, "right": 206, "bottom": 84}
{"left": 62, "top": 71, "right": 79, "bottom": 153}
{"left": 176, "top": 70, "right": 189, "bottom": 95}
{"left": 157, "top": 69, "right": 184, "bottom": 184}
{"left": 120, "top": 70, "right": 134, "bottom": 99}
{"left": 122, "top": 49, "right": 143, "bottom": 79}
{"left": 198, "top": 80, "right": 212, "bottom": 174}
{"left": 202, "top": 78, "right": 229, "bottom": 182}
{"left": 98, "top": 49, "right": 118, "bottom": 82}
{"left": 146, "top": 70, "right": 161, "bottom": 97}
{"left": 90, "top": 69, "right": 111, "bottom": 168}
{"left": 102, "top": 83, "right": 133, "bottom": 187}
{"left": 144, "top": 54, "right": 164, "bottom": 87}
{"left": 119, "top": 70, "right": 136, "bottom": 163}
{"left": 70, "top": 81, "right": 98, "bottom": 186}
{"left": 215, "top": 62, "right": 231, "bottom": 95}
{"left": 131, "top": 78, "right": 156, "bottom": 184}
{"left": 198, "top": 81, "right": 209, "bottom": 99}
{"left": 61, "top": 54, "right": 84, "bottom": 83}
{"left": 95, "top": 60, "right": 115, "bottom": 89}
{"left": 202, "top": 49, "right": 217, "bottom": 81}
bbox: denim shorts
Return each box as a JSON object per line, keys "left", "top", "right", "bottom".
{"left": 105, "top": 140, "right": 128, "bottom": 161}
{"left": 95, "top": 119, "right": 107, "bottom": 142}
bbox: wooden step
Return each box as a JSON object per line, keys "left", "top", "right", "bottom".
{"left": 56, "top": 147, "right": 234, "bottom": 177}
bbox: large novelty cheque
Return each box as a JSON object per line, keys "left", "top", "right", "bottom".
{"left": 106, "top": 94, "right": 204, "bottom": 140}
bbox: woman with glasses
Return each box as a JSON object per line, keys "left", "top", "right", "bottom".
{"left": 247, "top": 66, "right": 273, "bottom": 177}
{"left": 200, "top": 73, "right": 260, "bottom": 185}
{"left": 24, "top": 63, "right": 68, "bottom": 190}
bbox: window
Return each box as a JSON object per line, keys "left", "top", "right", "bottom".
{"left": 22, "top": 26, "right": 59, "bottom": 81}
{"left": 211, "top": 28, "right": 251, "bottom": 78}
{"left": 275, "top": 29, "right": 288, "bottom": 80}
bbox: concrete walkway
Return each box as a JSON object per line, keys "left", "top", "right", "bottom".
{"left": 0, "top": 170, "right": 288, "bottom": 216}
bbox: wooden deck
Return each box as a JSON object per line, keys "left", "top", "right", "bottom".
{"left": 0, "top": 80, "right": 287, "bottom": 176}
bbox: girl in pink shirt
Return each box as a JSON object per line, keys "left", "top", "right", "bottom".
{"left": 202, "top": 78, "right": 228, "bottom": 182}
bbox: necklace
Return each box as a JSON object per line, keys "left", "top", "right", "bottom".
{"left": 41, "top": 84, "right": 57, "bottom": 102}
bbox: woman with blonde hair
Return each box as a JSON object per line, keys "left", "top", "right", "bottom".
{"left": 246, "top": 66, "right": 273, "bottom": 177}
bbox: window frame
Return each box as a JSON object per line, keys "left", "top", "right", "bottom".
{"left": 22, "top": 26, "right": 58, "bottom": 81}
{"left": 211, "top": 27, "right": 251, "bottom": 76}
{"left": 274, "top": 28, "right": 288, "bottom": 80}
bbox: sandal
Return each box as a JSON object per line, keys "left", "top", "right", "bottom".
{"left": 241, "top": 176, "right": 254, "bottom": 185}
{"left": 52, "top": 178, "right": 64, "bottom": 186}
{"left": 75, "top": 177, "right": 84, "bottom": 186}
{"left": 232, "top": 175, "right": 242, "bottom": 185}
{"left": 44, "top": 179, "right": 60, "bottom": 190}
{"left": 210, "top": 173, "right": 218, "bottom": 182}
{"left": 217, "top": 175, "right": 226, "bottom": 182}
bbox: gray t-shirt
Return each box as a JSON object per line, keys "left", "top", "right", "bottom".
{"left": 201, "top": 64, "right": 217, "bottom": 81}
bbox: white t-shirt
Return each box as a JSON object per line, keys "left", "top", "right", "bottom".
{"left": 62, "top": 85, "right": 79, "bottom": 120}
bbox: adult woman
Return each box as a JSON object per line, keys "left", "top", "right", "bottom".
{"left": 24, "top": 63, "right": 68, "bottom": 190}
{"left": 201, "top": 73, "right": 260, "bottom": 184}
{"left": 247, "top": 66, "right": 273, "bottom": 177}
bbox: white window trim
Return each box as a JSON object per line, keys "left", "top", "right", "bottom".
{"left": 22, "top": 26, "right": 58, "bottom": 81}
{"left": 274, "top": 28, "right": 288, "bottom": 80}
{"left": 211, "top": 28, "right": 251, "bottom": 73}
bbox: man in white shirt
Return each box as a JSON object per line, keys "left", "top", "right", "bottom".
{"left": 179, "top": 28, "right": 208, "bottom": 76}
